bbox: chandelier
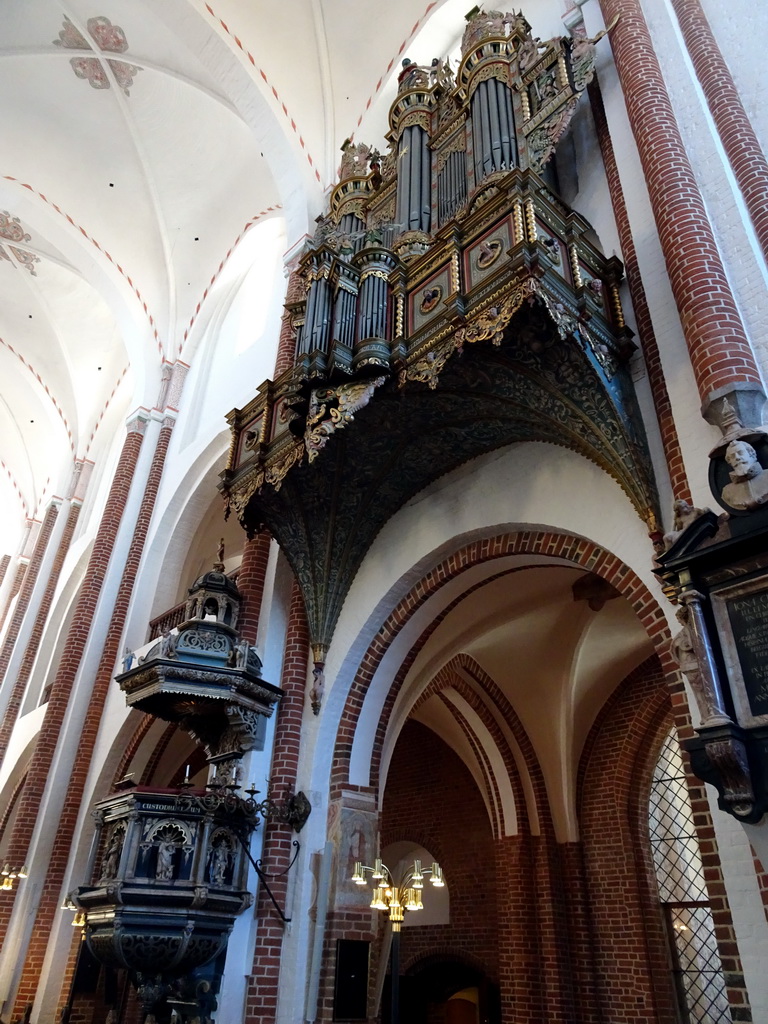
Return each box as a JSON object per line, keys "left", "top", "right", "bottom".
{"left": 350, "top": 857, "right": 444, "bottom": 931}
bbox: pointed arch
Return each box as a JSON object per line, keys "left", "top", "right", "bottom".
{"left": 331, "top": 529, "right": 675, "bottom": 802}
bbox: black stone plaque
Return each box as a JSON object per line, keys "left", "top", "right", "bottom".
{"left": 726, "top": 589, "right": 768, "bottom": 716}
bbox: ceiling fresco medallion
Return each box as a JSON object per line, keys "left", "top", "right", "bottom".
{"left": 0, "top": 213, "right": 40, "bottom": 275}
{"left": 0, "top": 211, "right": 30, "bottom": 245}
{"left": 54, "top": 16, "right": 141, "bottom": 96}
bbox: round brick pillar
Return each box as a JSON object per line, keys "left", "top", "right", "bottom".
{"left": 598, "top": 0, "right": 765, "bottom": 430}
{"left": 273, "top": 269, "right": 305, "bottom": 378}
{"left": 0, "top": 415, "right": 147, "bottom": 987}
{"left": 245, "top": 577, "right": 309, "bottom": 1024}
{"left": 670, "top": 0, "right": 768, "bottom": 266}
{"left": 0, "top": 501, "right": 82, "bottom": 768}
{"left": 237, "top": 531, "right": 272, "bottom": 645}
{"left": 0, "top": 502, "right": 59, "bottom": 693}
{"left": 587, "top": 79, "right": 692, "bottom": 503}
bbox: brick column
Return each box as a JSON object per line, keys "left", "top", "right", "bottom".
{"left": 0, "top": 562, "right": 28, "bottom": 640}
{"left": 0, "top": 555, "right": 10, "bottom": 591}
{"left": 598, "top": 0, "right": 765, "bottom": 429}
{"left": 273, "top": 270, "right": 304, "bottom": 378}
{"left": 670, "top": 0, "right": 768, "bottom": 265}
{"left": 495, "top": 834, "right": 540, "bottom": 1022}
{"left": 237, "top": 531, "right": 272, "bottom": 645}
{"left": 560, "top": 841, "right": 600, "bottom": 1024}
{"left": 530, "top": 835, "right": 577, "bottom": 1022}
{"left": 245, "top": 577, "right": 309, "bottom": 1024}
{"left": 0, "top": 417, "right": 146, "bottom": 950}
{"left": 0, "top": 502, "right": 82, "bottom": 768}
{"left": 0, "top": 502, "right": 59, "bottom": 690}
{"left": 11, "top": 420, "right": 177, "bottom": 1017}
{"left": 588, "top": 78, "right": 692, "bottom": 503}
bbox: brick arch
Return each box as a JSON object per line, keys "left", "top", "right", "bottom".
{"left": 331, "top": 530, "right": 671, "bottom": 799}
{"left": 419, "top": 654, "right": 551, "bottom": 841}
{"left": 0, "top": 771, "right": 27, "bottom": 846}
{"left": 112, "top": 712, "right": 156, "bottom": 786}
{"left": 402, "top": 946, "right": 493, "bottom": 979}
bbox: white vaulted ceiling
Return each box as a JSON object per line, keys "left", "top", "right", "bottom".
{"left": 0, "top": 0, "right": 492, "bottom": 555}
{"left": 2, "top": 0, "right": 585, "bottom": 555}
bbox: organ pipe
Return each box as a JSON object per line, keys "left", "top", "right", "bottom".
{"left": 396, "top": 125, "right": 431, "bottom": 234}
{"left": 471, "top": 78, "right": 517, "bottom": 184}
{"left": 438, "top": 150, "right": 467, "bottom": 225}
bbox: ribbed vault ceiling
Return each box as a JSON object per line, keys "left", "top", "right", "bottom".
{"left": 1, "top": 0, "right": 501, "bottom": 553}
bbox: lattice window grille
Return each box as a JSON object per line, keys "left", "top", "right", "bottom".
{"left": 649, "top": 730, "right": 731, "bottom": 1023}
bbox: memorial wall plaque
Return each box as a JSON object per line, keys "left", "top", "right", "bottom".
{"left": 712, "top": 577, "right": 768, "bottom": 728}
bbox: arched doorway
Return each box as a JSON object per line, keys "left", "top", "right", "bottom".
{"left": 399, "top": 957, "right": 499, "bottom": 1024}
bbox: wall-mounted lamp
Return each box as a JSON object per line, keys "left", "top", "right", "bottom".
{"left": 0, "top": 863, "right": 28, "bottom": 890}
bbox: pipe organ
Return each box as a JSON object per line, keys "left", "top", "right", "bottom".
{"left": 220, "top": 8, "right": 659, "bottom": 675}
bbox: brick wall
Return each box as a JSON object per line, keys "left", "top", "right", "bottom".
{"left": 0, "top": 502, "right": 81, "bottom": 767}
{"left": 382, "top": 721, "right": 499, "bottom": 979}
{"left": 579, "top": 654, "right": 752, "bottom": 1021}
{"left": 244, "top": 577, "right": 309, "bottom": 1024}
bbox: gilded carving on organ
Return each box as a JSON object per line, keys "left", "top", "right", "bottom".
{"left": 420, "top": 285, "right": 442, "bottom": 313}
{"left": 476, "top": 239, "right": 503, "bottom": 269}
{"left": 339, "top": 139, "right": 374, "bottom": 180}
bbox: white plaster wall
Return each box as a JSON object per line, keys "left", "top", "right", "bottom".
{"left": 698, "top": 0, "right": 768, "bottom": 155}
{"left": 708, "top": 786, "right": 768, "bottom": 1021}
{"left": 642, "top": 0, "right": 768, "bottom": 374}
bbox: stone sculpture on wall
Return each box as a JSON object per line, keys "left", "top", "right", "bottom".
{"left": 721, "top": 440, "right": 768, "bottom": 511}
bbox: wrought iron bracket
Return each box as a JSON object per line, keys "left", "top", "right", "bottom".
{"left": 234, "top": 833, "right": 300, "bottom": 923}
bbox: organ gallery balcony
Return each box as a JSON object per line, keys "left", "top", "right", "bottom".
{"left": 219, "top": 7, "right": 660, "bottom": 670}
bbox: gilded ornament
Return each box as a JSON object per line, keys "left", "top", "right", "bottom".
{"left": 396, "top": 294, "right": 405, "bottom": 338}
{"left": 475, "top": 238, "right": 503, "bottom": 269}
{"left": 406, "top": 337, "right": 459, "bottom": 389}
{"left": 305, "top": 378, "right": 387, "bottom": 462}
{"left": 420, "top": 286, "right": 443, "bottom": 314}
{"left": 467, "top": 63, "right": 511, "bottom": 101}
{"left": 397, "top": 110, "right": 431, "bottom": 135}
